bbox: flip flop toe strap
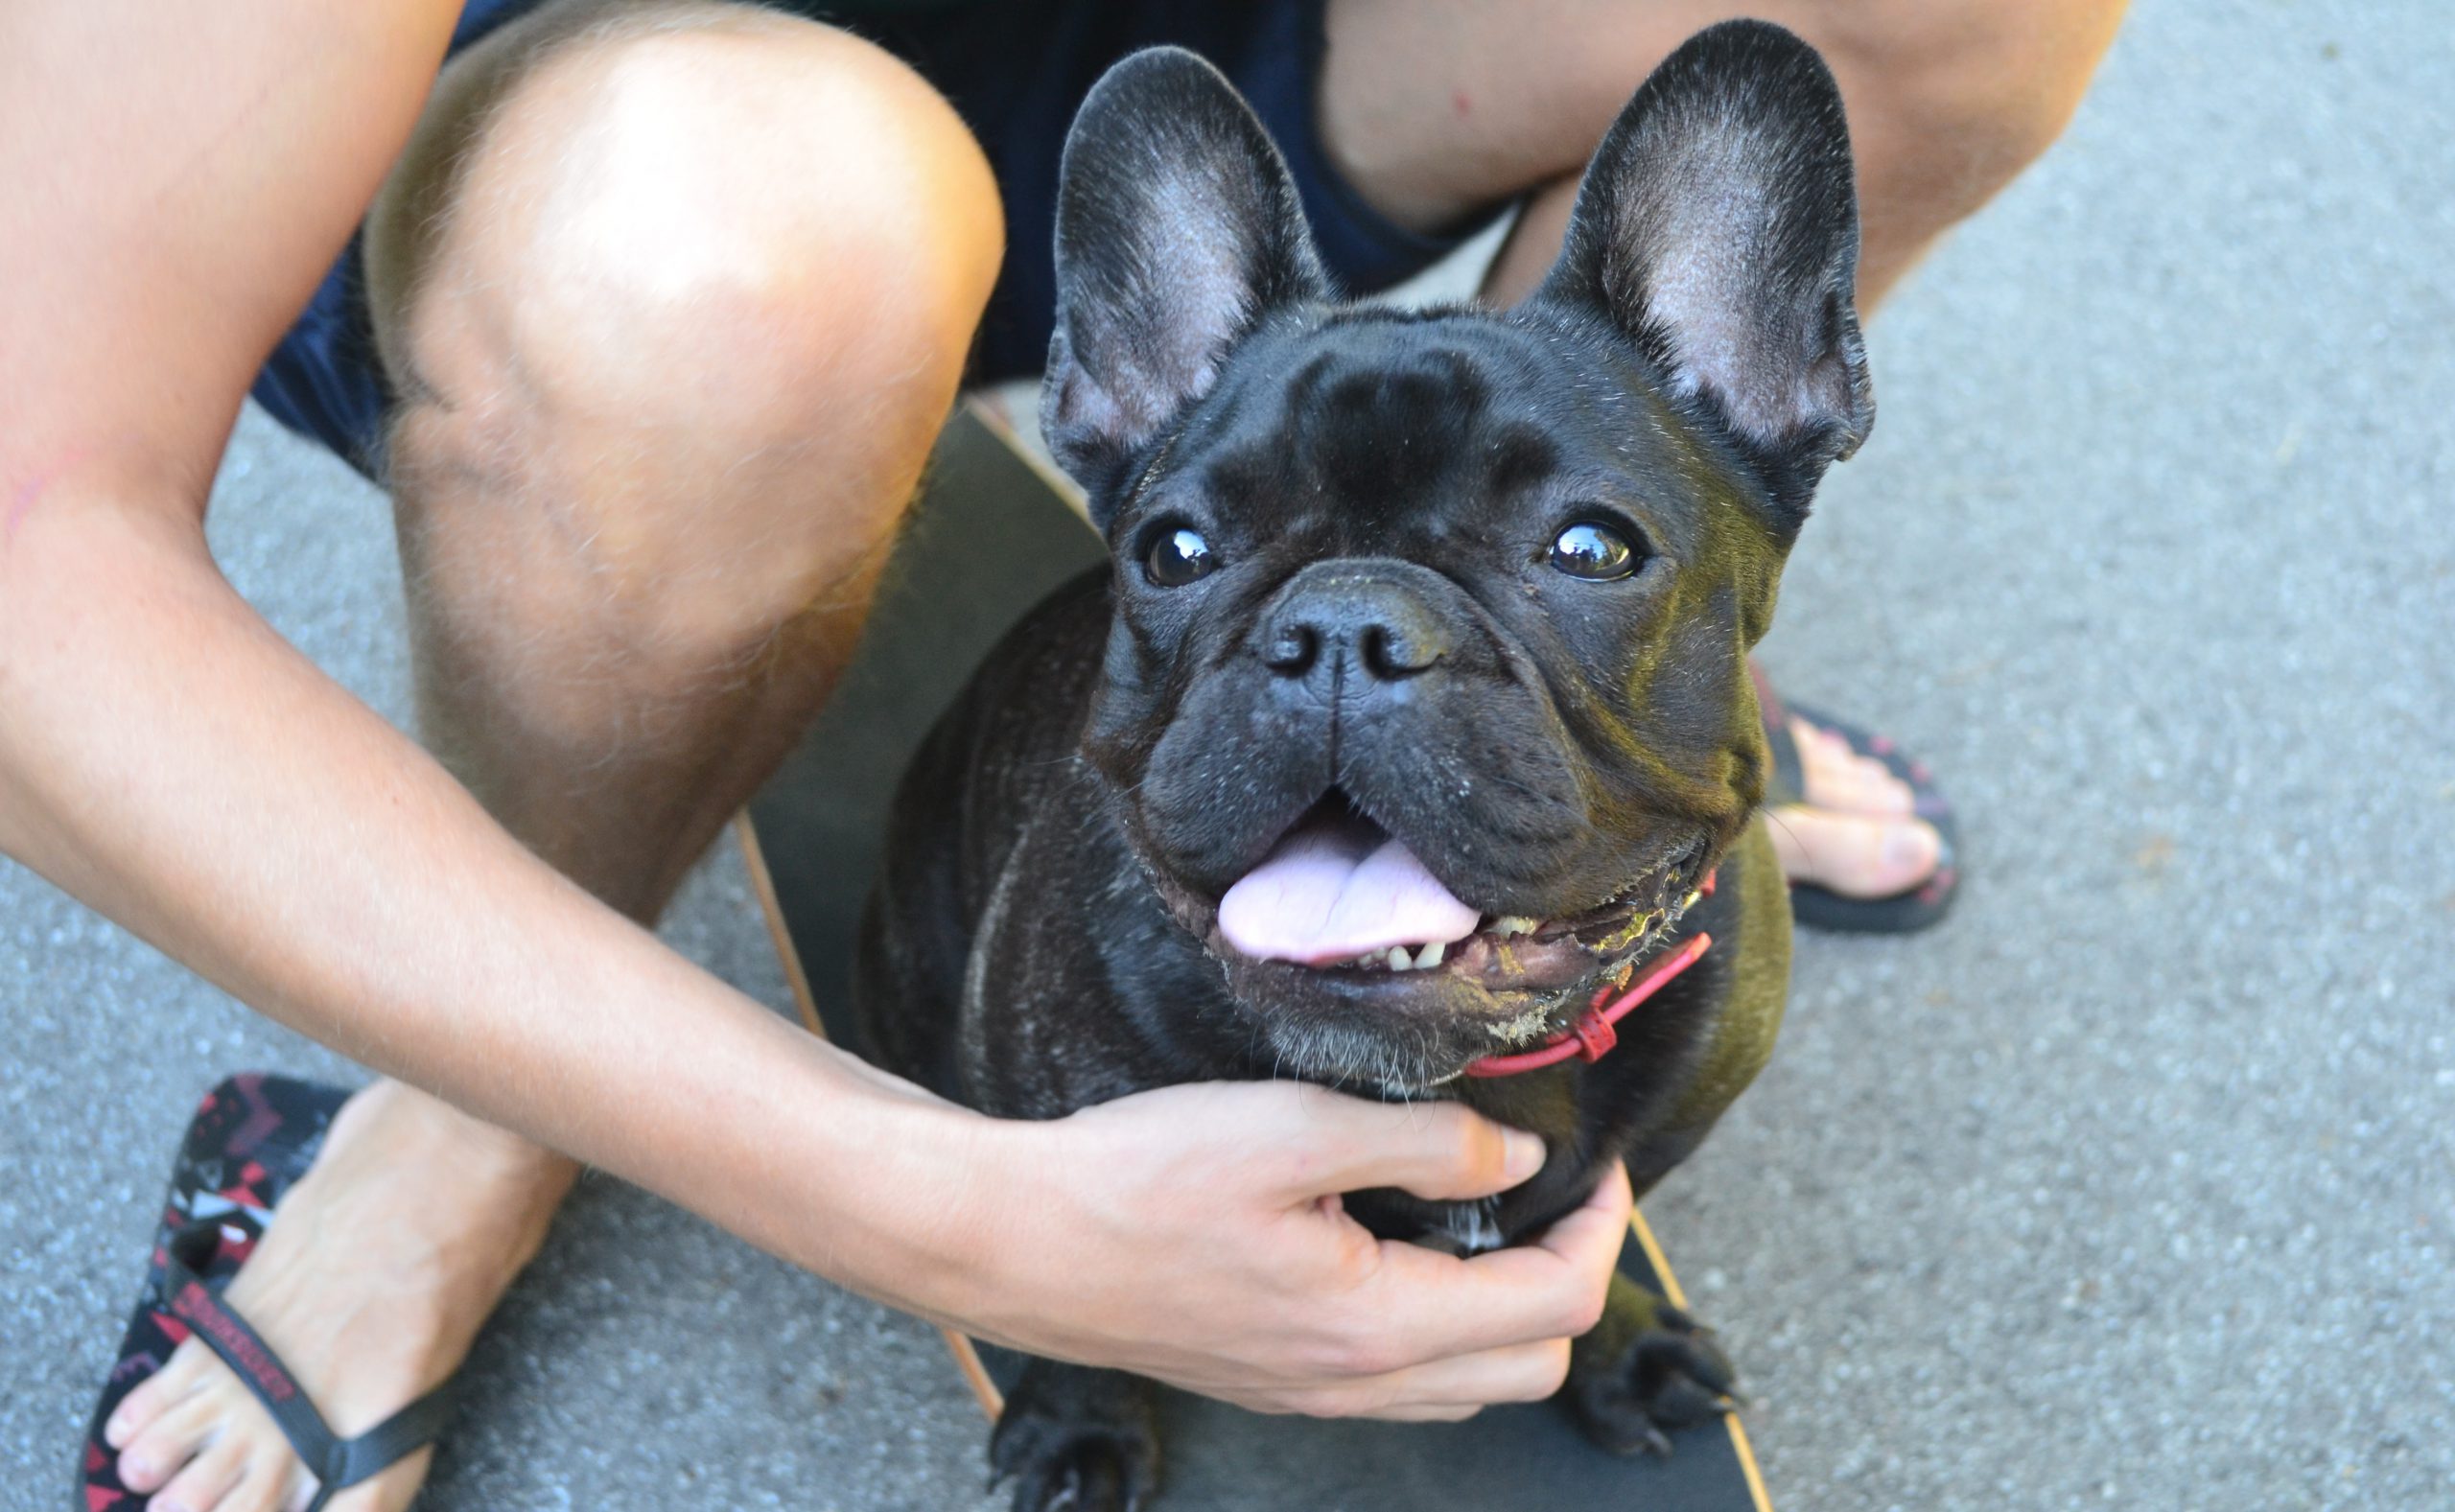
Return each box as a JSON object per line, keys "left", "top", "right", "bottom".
{"left": 158, "top": 1221, "right": 459, "bottom": 1511}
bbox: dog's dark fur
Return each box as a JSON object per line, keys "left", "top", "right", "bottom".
{"left": 853, "top": 23, "right": 1872, "bottom": 1509}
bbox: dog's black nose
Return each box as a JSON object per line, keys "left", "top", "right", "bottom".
{"left": 1258, "top": 564, "right": 1453, "bottom": 686}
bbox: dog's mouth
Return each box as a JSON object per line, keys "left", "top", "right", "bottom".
{"left": 1161, "top": 792, "right": 1708, "bottom": 1066}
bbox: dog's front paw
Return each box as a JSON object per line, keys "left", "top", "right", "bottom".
{"left": 990, "top": 1361, "right": 1161, "bottom": 1512}
{"left": 1563, "top": 1280, "right": 1741, "bottom": 1457}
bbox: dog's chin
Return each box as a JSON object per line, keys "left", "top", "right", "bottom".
{"left": 1145, "top": 849, "right": 1712, "bottom": 1094}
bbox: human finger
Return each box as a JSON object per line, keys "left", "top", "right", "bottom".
{"left": 1340, "top": 1162, "right": 1632, "bottom": 1364}
{"left": 1265, "top": 1089, "right": 1544, "bottom": 1203}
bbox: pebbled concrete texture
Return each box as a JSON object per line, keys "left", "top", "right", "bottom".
{"left": 4, "top": 1, "right": 2450, "bottom": 1508}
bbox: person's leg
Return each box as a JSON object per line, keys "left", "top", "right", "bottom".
{"left": 1319, "top": 0, "right": 2123, "bottom": 897}
{"left": 100, "top": 6, "right": 1000, "bottom": 1509}
{"left": 1322, "top": 0, "right": 2125, "bottom": 307}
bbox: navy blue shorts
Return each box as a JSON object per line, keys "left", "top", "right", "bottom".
{"left": 254, "top": 0, "right": 1495, "bottom": 480}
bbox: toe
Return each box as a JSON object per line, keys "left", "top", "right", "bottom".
{"left": 1832, "top": 754, "right": 1915, "bottom": 815}
{"left": 1789, "top": 717, "right": 1915, "bottom": 817}
{"left": 149, "top": 1432, "right": 246, "bottom": 1512}
{"left": 228, "top": 1454, "right": 306, "bottom": 1512}
{"left": 1795, "top": 719, "right": 1855, "bottom": 768}
{"left": 107, "top": 1336, "right": 214, "bottom": 1448}
{"left": 117, "top": 1385, "right": 224, "bottom": 1492}
{"left": 1851, "top": 754, "right": 1917, "bottom": 814}
{"left": 1767, "top": 807, "right": 1941, "bottom": 898}
{"left": 1878, "top": 816, "right": 1944, "bottom": 888}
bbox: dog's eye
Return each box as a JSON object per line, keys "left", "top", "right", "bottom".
{"left": 1550, "top": 522, "right": 1640, "bottom": 581}
{"left": 1144, "top": 526, "right": 1218, "bottom": 588}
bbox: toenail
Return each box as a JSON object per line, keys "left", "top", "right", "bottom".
{"left": 1885, "top": 825, "right": 1938, "bottom": 869}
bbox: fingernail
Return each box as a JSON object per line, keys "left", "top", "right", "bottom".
{"left": 1502, "top": 1130, "right": 1546, "bottom": 1183}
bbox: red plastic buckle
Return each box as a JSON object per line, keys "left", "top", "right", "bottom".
{"left": 1567, "top": 1011, "right": 1617, "bottom": 1062}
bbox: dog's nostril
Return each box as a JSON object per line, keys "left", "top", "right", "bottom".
{"left": 1264, "top": 624, "right": 1320, "bottom": 675}
{"left": 1361, "top": 622, "right": 1438, "bottom": 680}
{"left": 1361, "top": 625, "right": 1391, "bottom": 676}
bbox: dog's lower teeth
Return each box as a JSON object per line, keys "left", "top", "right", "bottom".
{"left": 1491, "top": 915, "right": 1539, "bottom": 939}
{"left": 1338, "top": 942, "right": 1450, "bottom": 972}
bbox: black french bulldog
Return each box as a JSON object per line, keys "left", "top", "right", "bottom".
{"left": 853, "top": 20, "right": 1873, "bottom": 1510}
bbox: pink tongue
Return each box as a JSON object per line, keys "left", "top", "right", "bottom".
{"left": 1218, "top": 814, "right": 1482, "bottom": 965}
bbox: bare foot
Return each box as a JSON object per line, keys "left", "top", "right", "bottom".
{"left": 103, "top": 1082, "right": 573, "bottom": 1512}
{"left": 1765, "top": 714, "right": 1944, "bottom": 898}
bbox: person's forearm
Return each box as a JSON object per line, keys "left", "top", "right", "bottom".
{"left": 0, "top": 483, "right": 981, "bottom": 1299}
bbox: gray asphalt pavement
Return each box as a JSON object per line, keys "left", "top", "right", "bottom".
{"left": 7, "top": 1, "right": 2450, "bottom": 1507}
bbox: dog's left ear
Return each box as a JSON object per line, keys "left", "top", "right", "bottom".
{"left": 1042, "top": 47, "right": 1328, "bottom": 516}
{"left": 1533, "top": 20, "right": 1874, "bottom": 515}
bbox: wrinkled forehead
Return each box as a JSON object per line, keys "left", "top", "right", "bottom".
{"left": 1171, "top": 308, "right": 1719, "bottom": 520}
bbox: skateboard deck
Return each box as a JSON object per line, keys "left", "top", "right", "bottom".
{"left": 740, "top": 399, "right": 1771, "bottom": 1511}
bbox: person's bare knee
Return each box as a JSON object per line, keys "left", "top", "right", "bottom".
{"left": 369, "top": 3, "right": 1001, "bottom": 676}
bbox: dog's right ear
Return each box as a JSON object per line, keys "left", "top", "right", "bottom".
{"left": 1041, "top": 47, "right": 1328, "bottom": 517}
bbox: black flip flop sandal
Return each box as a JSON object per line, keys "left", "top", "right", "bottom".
{"left": 79, "top": 1075, "right": 462, "bottom": 1512}
{"left": 1754, "top": 669, "right": 1962, "bottom": 935}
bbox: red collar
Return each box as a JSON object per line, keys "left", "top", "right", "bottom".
{"left": 1462, "top": 873, "right": 1716, "bottom": 1079}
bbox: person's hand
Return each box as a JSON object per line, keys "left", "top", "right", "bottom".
{"left": 943, "top": 1081, "right": 1633, "bottom": 1420}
